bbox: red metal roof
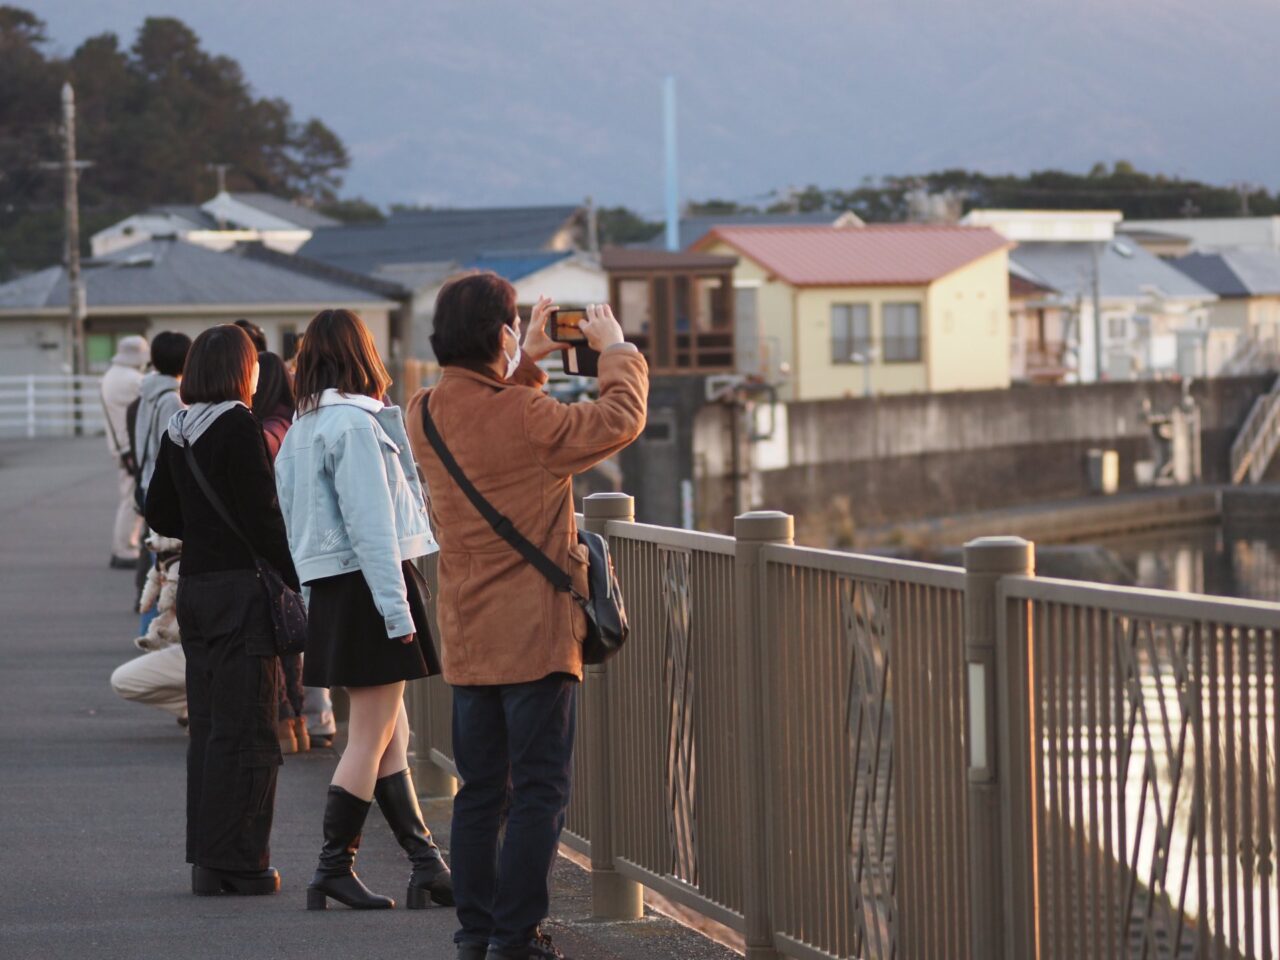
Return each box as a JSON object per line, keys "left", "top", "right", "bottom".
{"left": 696, "top": 224, "right": 1012, "bottom": 287}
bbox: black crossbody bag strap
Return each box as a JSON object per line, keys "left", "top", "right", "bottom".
{"left": 182, "top": 441, "right": 262, "bottom": 562}
{"left": 420, "top": 401, "right": 585, "bottom": 605}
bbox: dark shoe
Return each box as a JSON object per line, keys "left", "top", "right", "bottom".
{"left": 306, "top": 785, "right": 395, "bottom": 910}
{"left": 110, "top": 554, "right": 139, "bottom": 570}
{"left": 309, "top": 731, "right": 335, "bottom": 749}
{"left": 374, "top": 768, "right": 453, "bottom": 908}
{"left": 456, "top": 944, "right": 488, "bottom": 960}
{"left": 487, "top": 930, "right": 568, "bottom": 959}
{"left": 191, "top": 865, "right": 280, "bottom": 896}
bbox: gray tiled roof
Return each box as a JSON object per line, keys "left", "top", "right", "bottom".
{"left": 0, "top": 239, "right": 395, "bottom": 312}
{"left": 299, "top": 205, "right": 581, "bottom": 274}
{"left": 1172, "top": 249, "right": 1280, "bottom": 297}
{"left": 1009, "top": 240, "right": 1215, "bottom": 302}
{"left": 229, "top": 193, "right": 339, "bottom": 229}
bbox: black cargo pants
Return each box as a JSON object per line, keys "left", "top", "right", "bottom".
{"left": 177, "top": 570, "right": 282, "bottom": 871}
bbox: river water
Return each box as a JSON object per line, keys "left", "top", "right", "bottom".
{"left": 1090, "top": 520, "right": 1280, "bottom": 601}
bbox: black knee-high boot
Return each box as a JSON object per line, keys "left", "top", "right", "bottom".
{"left": 374, "top": 768, "right": 454, "bottom": 908}
{"left": 306, "top": 785, "right": 395, "bottom": 910}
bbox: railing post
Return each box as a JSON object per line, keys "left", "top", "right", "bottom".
{"left": 963, "top": 536, "right": 1035, "bottom": 960}
{"left": 734, "top": 510, "right": 793, "bottom": 960}
{"left": 582, "top": 492, "right": 643, "bottom": 920}
{"left": 26, "top": 376, "right": 36, "bottom": 439}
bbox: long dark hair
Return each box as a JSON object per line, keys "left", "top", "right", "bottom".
{"left": 293, "top": 309, "right": 392, "bottom": 412}
{"left": 252, "top": 351, "right": 295, "bottom": 420}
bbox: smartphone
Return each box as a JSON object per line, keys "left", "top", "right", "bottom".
{"left": 549, "top": 308, "right": 589, "bottom": 344}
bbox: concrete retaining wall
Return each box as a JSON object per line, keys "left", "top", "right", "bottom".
{"left": 694, "top": 375, "right": 1273, "bottom": 543}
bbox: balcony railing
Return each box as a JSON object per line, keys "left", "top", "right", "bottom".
{"left": 408, "top": 494, "right": 1280, "bottom": 960}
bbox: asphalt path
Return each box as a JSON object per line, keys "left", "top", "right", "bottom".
{"left": 0, "top": 437, "right": 735, "bottom": 960}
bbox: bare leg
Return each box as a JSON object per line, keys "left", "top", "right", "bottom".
{"left": 377, "top": 699, "right": 411, "bottom": 779}
{"left": 331, "top": 682, "right": 404, "bottom": 801}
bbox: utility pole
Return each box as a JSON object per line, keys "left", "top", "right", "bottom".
{"left": 61, "top": 83, "right": 86, "bottom": 383}
{"left": 210, "top": 162, "right": 231, "bottom": 194}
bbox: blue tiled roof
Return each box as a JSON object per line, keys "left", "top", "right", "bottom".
{"left": 465, "top": 250, "right": 574, "bottom": 282}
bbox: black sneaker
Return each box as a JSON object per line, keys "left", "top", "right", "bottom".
{"left": 488, "top": 930, "right": 568, "bottom": 960}
{"left": 456, "top": 943, "right": 487, "bottom": 960}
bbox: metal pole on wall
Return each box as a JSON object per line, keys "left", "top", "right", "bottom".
{"left": 663, "top": 76, "right": 679, "bottom": 252}
{"left": 61, "top": 82, "right": 87, "bottom": 433}
{"left": 1091, "top": 241, "right": 1104, "bottom": 382}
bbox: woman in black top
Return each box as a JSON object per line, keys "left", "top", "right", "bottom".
{"left": 251, "top": 351, "right": 310, "bottom": 755}
{"left": 145, "top": 324, "right": 298, "bottom": 897}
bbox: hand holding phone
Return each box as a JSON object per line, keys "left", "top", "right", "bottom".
{"left": 549, "top": 304, "right": 624, "bottom": 353}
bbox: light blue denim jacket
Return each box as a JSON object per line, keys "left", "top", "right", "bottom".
{"left": 274, "top": 390, "right": 437, "bottom": 638}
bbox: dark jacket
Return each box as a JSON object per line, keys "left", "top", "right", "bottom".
{"left": 146, "top": 406, "right": 299, "bottom": 590}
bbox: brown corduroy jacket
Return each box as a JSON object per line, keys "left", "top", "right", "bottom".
{"left": 406, "top": 345, "right": 648, "bottom": 686}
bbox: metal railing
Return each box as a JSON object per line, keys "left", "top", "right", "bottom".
{"left": 407, "top": 495, "right": 1280, "bottom": 960}
{"left": 999, "top": 577, "right": 1279, "bottom": 960}
{"left": 0, "top": 375, "right": 105, "bottom": 438}
{"left": 1230, "top": 375, "right": 1280, "bottom": 484}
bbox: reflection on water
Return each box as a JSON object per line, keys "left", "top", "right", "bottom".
{"left": 1091, "top": 521, "right": 1280, "bottom": 601}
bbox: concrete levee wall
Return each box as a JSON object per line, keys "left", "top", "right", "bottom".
{"left": 695, "top": 375, "right": 1273, "bottom": 542}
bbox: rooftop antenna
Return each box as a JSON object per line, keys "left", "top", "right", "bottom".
{"left": 663, "top": 76, "right": 679, "bottom": 252}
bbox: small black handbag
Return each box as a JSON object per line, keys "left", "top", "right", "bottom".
{"left": 420, "top": 403, "right": 629, "bottom": 665}
{"left": 183, "top": 443, "right": 308, "bottom": 656}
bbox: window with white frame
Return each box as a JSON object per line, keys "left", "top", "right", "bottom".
{"left": 830, "top": 303, "right": 872, "bottom": 364}
{"left": 882, "top": 302, "right": 923, "bottom": 362}
{"left": 1107, "top": 315, "right": 1128, "bottom": 340}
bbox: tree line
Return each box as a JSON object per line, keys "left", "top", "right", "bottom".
{"left": 0, "top": 6, "right": 354, "bottom": 278}
{"left": 3, "top": 4, "right": 1278, "bottom": 279}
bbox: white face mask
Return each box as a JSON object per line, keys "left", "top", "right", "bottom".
{"left": 502, "top": 324, "right": 521, "bottom": 379}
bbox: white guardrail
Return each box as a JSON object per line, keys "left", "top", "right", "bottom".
{"left": 0, "top": 375, "right": 105, "bottom": 438}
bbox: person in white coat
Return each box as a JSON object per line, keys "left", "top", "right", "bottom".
{"left": 101, "top": 335, "right": 149, "bottom": 567}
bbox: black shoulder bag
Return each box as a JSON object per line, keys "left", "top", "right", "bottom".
{"left": 182, "top": 442, "right": 307, "bottom": 656}
{"left": 420, "top": 403, "right": 628, "bottom": 665}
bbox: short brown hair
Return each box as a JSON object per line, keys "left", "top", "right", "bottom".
{"left": 293, "top": 309, "right": 391, "bottom": 412}
{"left": 180, "top": 324, "right": 258, "bottom": 406}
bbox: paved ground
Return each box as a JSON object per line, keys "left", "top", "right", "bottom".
{"left": 0, "top": 437, "right": 737, "bottom": 960}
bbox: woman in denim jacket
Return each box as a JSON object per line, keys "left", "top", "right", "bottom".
{"left": 275, "top": 309, "right": 452, "bottom": 912}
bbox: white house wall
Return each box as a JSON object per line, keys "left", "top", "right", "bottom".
{"left": 512, "top": 260, "right": 608, "bottom": 306}
{"left": 0, "top": 319, "right": 71, "bottom": 377}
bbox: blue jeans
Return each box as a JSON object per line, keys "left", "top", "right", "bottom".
{"left": 451, "top": 673, "right": 577, "bottom": 949}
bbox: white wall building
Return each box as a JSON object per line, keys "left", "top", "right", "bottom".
{"left": 91, "top": 192, "right": 338, "bottom": 258}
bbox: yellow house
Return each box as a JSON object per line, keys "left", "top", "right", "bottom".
{"left": 693, "top": 224, "right": 1013, "bottom": 400}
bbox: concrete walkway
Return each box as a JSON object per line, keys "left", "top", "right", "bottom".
{"left": 0, "top": 437, "right": 736, "bottom": 960}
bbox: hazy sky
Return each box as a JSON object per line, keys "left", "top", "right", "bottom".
{"left": 30, "top": 0, "right": 1280, "bottom": 214}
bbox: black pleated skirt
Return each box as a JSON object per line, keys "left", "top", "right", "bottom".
{"left": 303, "top": 560, "right": 441, "bottom": 689}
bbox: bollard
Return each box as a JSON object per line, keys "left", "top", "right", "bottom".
{"left": 582, "top": 493, "right": 644, "bottom": 920}
{"left": 734, "top": 511, "right": 793, "bottom": 960}
{"left": 963, "top": 536, "right": 1034, "bottom": 960}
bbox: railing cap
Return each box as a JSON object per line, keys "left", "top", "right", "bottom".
{"left": 583, "top": 492, "right": 635, "bottom": 521}
{"left": 734, "top": 510, "right": 794, "bottom": 543}
{"left": 963, "top": 535, "right": 1034, "bottom": 575}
